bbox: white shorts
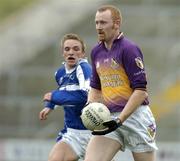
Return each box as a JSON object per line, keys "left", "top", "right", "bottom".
{"left": 104, "top": 105, "right": 158, "bottom": 153}
{"left": 60, "top": 128, "right": 92, "bottom": 160}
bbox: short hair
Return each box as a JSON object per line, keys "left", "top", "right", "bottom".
{"left": 61, "top": 33, "right": 86, "bottom": 52}
{"left": 97, "top": 5, "right": 122, "bottom": 25}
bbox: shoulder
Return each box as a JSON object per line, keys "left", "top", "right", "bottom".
{"left": 116, "top": 36, "right": 143, "bottom": 61}
{"left": 120, "top": 37, "right": 141, "bottom": 52}
{"left": 78, "top": 58, "right": 91, "bottom": 67}
{"left": 77, "top": 59, "right": 92, "bottom": 72}
{"left": 91, "top": 42, "right": 103, "bottom": 55}
{"left": 55, "top": 64, "right": 65, "bottom": 77}
{"left": 76, "top": 59, "right": 92, "bottom": 77}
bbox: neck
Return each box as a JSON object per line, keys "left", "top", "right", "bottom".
{"left": 105, "top": 31, "right": 120, "bottom": 49}
{"left": 65, "top": 64, "right": 76, "bottom": 71}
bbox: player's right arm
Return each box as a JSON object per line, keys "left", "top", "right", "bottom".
{"left": 39, "top": 107, "right": 52, "bottom": 120}
{"left": 88, "top": 87, "right": 102, "bottom": 103}
{"left": 39, "top": 92, "right": 54, "bottom": 120}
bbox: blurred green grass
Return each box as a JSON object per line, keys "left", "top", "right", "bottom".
{"left": 0, "top": 0, "right": 38, "bottom": 21}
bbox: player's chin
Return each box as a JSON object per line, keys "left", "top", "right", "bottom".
{"left": 98, "top": 35, "right": 105, "bottom": 42}
{"left": 67, "top": 58, "right": 75, "bottom": 63}
{"left": 67, "top": 61, "right": 77, "bottom": 68}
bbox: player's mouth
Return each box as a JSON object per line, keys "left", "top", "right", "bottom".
{"left": 97, "top": 31, "right": 105, "bottom": 41}
{"left": 67, "top": 57, "right": 75, "bottom": 60}
{"left": 98, "top": 31, "right": 104, "bottom": 35}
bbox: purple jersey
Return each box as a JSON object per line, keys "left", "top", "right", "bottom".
{"left": 90, "top": 34, "right": 149, "bottom": 112}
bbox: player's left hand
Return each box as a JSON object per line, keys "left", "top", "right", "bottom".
{"left": 92, "top": 118, "right": 122, "bottom": 135}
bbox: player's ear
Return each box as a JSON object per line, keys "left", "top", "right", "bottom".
{"left": 114, "top": 20, "right": 120, "bottom": 29}
{"left": 81, "top": 52, "right": 85, "bottom": 58}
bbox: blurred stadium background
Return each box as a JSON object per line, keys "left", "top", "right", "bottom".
{"left": 0, "top": 0, "right": 180, "bottom": 160}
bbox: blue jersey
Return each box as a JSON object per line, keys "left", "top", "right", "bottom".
{"left": 45, "top": 59, "right": 92, "bottom": 130}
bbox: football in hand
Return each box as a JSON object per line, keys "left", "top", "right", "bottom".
{"left": 81, "top": 102, "right": 111, "bottom": 131}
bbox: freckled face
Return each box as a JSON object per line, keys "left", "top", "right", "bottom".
{"left": 95, "top": 10, "right": 117, "bottom": 43}
{"left": 63, "top": 39, "right": 85, "bottom": 69}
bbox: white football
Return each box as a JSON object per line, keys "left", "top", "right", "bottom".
{"left": 81, "top": 102, "right": 111, "bottom": 131}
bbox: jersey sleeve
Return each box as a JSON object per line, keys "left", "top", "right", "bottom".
{"left": 55, "top": 66, "right": 65, "bottom": 86}
{"left": 122, "top": 44, "right": 147, "bottom": 90}
{"left": 76, "top": 61, "right": 92, "bottom": 91}
{"left": 44, "top": 101, "right": 56, "bottom": 109}
{"left": 90, "top": 49, "right": 101, "bottom": 90}
{"left": 51, "top": 90, "right": 87, "bottom": 106}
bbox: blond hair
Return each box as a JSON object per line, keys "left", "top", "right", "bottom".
{"left": 61, "top": 33, "right": 86, "bottom": 52}
{"left": 97, "top": 5, "right": 122, "bottom": 25}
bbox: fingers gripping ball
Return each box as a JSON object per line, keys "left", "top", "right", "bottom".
{"left": 81, "top": 102, "right": 111, "bottom": 131}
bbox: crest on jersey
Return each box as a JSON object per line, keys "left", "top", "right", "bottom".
{"left": 135, "top": 57, "right": 144, "bottom": 69}
{"left": 148, "top": 124, "right": 156, "bottom": 140}
{"left": 111, "top": 58, "right": 119, "bottom": 69}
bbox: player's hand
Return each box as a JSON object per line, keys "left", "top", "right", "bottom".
{"left": 92, "top": 118, "right": 122, "bottom": 135}
{"left": 39, "top": 107, "right": 52, "bottom": 120}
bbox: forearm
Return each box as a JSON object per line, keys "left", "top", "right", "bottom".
{"left": 88, "top": 88, "right": 103, "bottom": 103}
{"left": 44, "top": 101, "right": 55, "bottom": 109}
{"left": 118, "top": 89, "right": 148, "bottom": 122}
{"left": 51, "top": 90, "right": 87, "bottom": 106}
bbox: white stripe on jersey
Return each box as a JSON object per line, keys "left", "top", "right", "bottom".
{"left": 76, "top": 65, "right": 90, "bottom": 91}
{"left": 59, "top": 84, "right": 80, "bottom": 91}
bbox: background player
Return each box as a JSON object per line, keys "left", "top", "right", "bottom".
{"left": 39, "top": 33, "right": 92, "bottom": 161}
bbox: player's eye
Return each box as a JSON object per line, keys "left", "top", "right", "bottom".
{"left": 95, "top": 20, "right": 107, "bottom": 27}
{"left": 73, "top": 46, "right": 80, "bottom": 51}
{"left": 64, "top": 47, "right": 70, "bottom": 51}
{"left": 100, "top": 21, "right": 106, "bottom": 25}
